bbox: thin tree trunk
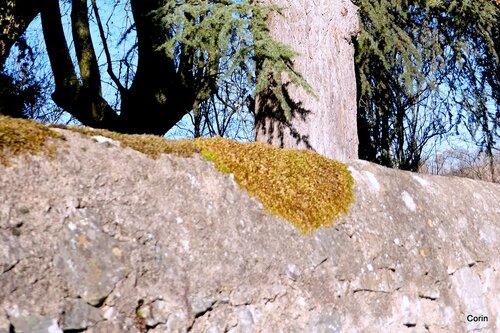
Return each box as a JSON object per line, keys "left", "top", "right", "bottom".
{"left": 255, "top": 0, "right": 360, "bottom": 161}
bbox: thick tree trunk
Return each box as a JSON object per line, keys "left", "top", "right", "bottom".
{"left": 255, "top": 0, "right": 359, "bottom": 161}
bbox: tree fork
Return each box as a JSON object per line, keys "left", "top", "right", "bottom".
{"left": 41, "top": 0, "right": 120, "bottom": 130}
{"left": 116, "top": 0, "right": 196, "bottom": 135}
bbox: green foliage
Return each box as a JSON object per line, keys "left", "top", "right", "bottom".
{"left": 355, "top": 0, "right": 499, "bottom": 171}
{"left": 155, "top": 0, "right": 314, "bottom": 121}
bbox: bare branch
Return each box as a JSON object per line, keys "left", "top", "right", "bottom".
{"left": 91, "top": 0, "right": 126, "bottom": 93}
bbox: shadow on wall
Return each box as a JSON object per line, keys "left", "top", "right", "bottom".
{"left": 254, "top": 83, "right": 315, "bottom": 151}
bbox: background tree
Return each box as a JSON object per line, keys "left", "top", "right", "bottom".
{"left": 180, "top": 66, "right": 255, "bottom": 141}
{"left": 1, "top": 0, "right": 307, "bottom": 136}
{"left": 254, "top": 0, "right": 360, "bottom": 161}
{"left": 421, "top": 148, "right": 499, "bottom": 182}
{"left": 354, "top": 0, "right": 499, "bottom": 174}
{"left": 0, "top": 0, "right": 40, "bottom": 67}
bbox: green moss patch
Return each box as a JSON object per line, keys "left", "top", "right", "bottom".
{"left": 3, "top": 118, "right": 354, "bottom": 234}
{"left": 0, "top": 115, "right": 64, "bottom": 165}
{"left": 196, "top": 138, "right": 354, "bottom": 234}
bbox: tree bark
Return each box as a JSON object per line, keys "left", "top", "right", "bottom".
{"left": 71, "top": 0, "right": 101, "bottom": 92}
{"left": 255, "top": 0, "right": 360, "bottom": 161}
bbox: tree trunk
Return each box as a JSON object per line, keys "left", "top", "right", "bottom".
{"left": 255, "top": 0, "right": 359, "bottom": 161}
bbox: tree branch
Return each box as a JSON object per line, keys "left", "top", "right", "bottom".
{"left": 91, "top": 0, "right": 126, "bottom": 93}
{"left": 41, "top": 0, "right": 80, "bottom": 102}
{"left": 72, "top": 0, "right": 101, "bottom": 92}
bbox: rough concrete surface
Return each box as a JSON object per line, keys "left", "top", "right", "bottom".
{"left": 0, "top": 129, "right": 499, "bottom": 332}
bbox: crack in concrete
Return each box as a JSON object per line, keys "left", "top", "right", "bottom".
{"left": 352, "top": 288, "right": 391, "bottom": 294}
{"left": 1, "top": 259, "right": 20, "bottom": 275}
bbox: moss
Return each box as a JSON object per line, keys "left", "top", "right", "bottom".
{"left": 195, "top": 138, "right": 354, "bottom": 234}
{"left": 0, "top": 115, "right": 64, "bottom": 166}
{"left": 4, "top": 118, "right": 355, "bottom": 234}
{"left": 54, "top": 125, "right": 199, "bottom": 158}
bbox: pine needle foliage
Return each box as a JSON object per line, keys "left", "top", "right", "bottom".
{"left": 355, "top": 0, "right": 499, "bottom": 172}
{"left": 155, "top": 0, "right": 313, "bottom": 121}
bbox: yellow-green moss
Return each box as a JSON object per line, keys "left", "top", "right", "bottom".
{"left": 3, "top": 118, "right": 355, "bottom": 234}
{"left": 0, "top": 115, "right": 64, "bottom": 166}
{"left": 195, "top": 138, "right": 354, "bottom": 234}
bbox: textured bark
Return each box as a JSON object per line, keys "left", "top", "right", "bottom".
{"left": 71, "top": 0, "right": 101, "bottom": 92}
{"left": 255, "top": 0, "right": 359, "bottom": 161}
